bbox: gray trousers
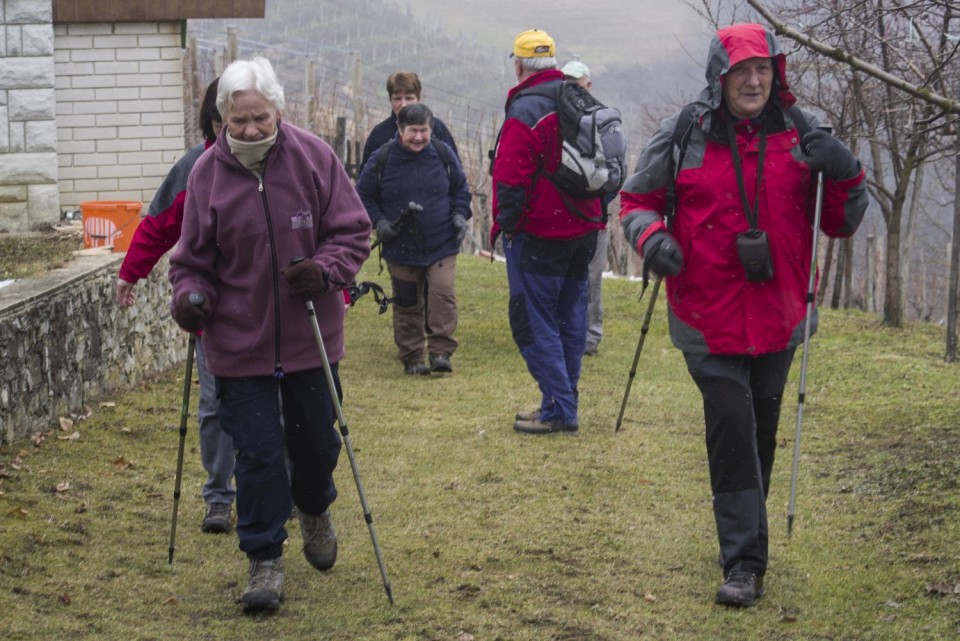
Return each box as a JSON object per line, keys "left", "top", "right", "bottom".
{"left": 195, "top": 339, "right": 236, "bottom": 505}
{"left": 585, "top": 228, "right": 608, "bottom": 351}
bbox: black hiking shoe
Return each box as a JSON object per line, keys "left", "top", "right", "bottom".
{"left": 513, "top": 417, "right": 578, "bottom": 435}
{"left": 201, "top": 502, "right": 232, "bottom": 534}
{"left": 241, "top": 557, "right": 284, "bottom": 614}
{"left": 403, "top": 362, "right": 431, "bottom": 376}
{"left": 429, "top": 353, "right": 453, "bottom": 373}
{"left": 715, "top": 571, "right": 764, "bottom": 607}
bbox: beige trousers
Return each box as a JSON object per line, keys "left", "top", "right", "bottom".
{"left": 387, "top": 256, "right": 459, "bottom": 365}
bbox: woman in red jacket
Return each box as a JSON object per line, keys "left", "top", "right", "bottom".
{"left": 115, "top": 78, "right": 236, "bottom": 536}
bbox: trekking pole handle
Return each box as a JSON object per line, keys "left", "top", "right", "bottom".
{"left": 188, "top": 291, "right": 205, "bottom": 306}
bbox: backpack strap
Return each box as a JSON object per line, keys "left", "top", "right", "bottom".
{"left": 373, "top": 140, "right": 393, "bottom": 201}
{"left": 432, "top": 140, "right": 461, "bottom": 197}
{"left": 786, "top": 104, "right": 811, "bottom": 143}
{"left": 667, "top": 103, "right": 699, "bottom": 218}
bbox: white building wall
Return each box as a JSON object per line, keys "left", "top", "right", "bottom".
{"left": 54, "top": 21, "right": 184, "bottom": 213}
{"left": 0, "top": 0, "right": 59, "bottom": 231}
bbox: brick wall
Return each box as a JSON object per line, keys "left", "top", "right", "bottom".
{"left": 0, "top": 0, "right": 59, "bottom": 231}
{"left": 54, "top": 21, "right": 184, "bottom": 213}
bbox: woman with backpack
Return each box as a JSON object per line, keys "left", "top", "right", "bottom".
{"left": 356, "top": 103, "right": 472, "bottom": 375}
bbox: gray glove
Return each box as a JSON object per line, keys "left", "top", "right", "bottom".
{"left": 642, "top": 231, "right": 683, "bottom": 277}
{"left": 376, "top": 218, "right": 400, "bottom": 244}
{"left": 802, "top": 129, "right": 860, "bottom": 181}
{"left": 452, "top": 213, "right": 468, "bottom": 245}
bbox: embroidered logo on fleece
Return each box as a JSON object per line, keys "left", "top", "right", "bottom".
{"left": 290, "top": 209, "right": 313, "bottom": 230}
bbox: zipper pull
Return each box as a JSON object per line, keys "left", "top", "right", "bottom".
{"left": 259, "top": 178, "right": 264, "bottom": 193}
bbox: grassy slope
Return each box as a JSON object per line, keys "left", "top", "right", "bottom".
{"left": 1, "top": 255, "right": 958, "bottom": 640}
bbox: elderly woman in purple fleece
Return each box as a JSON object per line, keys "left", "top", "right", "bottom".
{"left": 168, "top": 57, "right": 371, "bottom": 616}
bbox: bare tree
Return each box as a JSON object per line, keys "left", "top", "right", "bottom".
{"left": 747, "top": 0, "right": 960, "bottom": 330}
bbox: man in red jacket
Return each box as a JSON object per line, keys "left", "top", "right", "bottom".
{"left": 492, "top": 29, "right": 605, "bottom": 435}
{"left": 620, "top": 23, "right": 866, "bottom": 606}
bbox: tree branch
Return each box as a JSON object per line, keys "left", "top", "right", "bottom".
{"left": 746, "top": 0, "right": 960, "bottom": 113}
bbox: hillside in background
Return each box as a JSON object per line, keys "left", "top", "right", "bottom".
{"left": 189, "top": 0, "right": 710, "bottom": 147}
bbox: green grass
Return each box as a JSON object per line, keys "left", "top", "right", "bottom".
{"left": 0, "top": 231, "right": 84, "bottom": 280}
{"left": 2, "top": 255, "right": 959, "bottom": 640}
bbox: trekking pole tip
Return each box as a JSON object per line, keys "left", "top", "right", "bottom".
{"left": 787, "top": 515, "right": 794, "bottom": 539}
{"left": 168, "top": 547, "right": 174, "bottom": 564}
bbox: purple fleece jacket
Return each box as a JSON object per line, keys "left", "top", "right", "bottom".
{"left": 169, "top": 121, "right": 371, "bottom": 378}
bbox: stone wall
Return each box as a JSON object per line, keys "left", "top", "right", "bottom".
{"left": 0, "top": 251, "right": 184, "bottom": 445}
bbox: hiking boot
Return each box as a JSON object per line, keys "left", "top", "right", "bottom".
{"left": 715, "top": 571, "right": 764, "bottom": 607}
{"left": 513, "top": 417, "right": 578, "bottom": 435}
{"left": 403, "top": 362, "right": 431, "bottom": 376}
{"left": 298, "top": 509, "right": 337, "bottom": 571}
{"left": 584, "top": 344, "right": 598, "bottom": 356}
{"left": 201, "top": 502, "right": 232, "bottom": 534}
{"left": 241, "top": 557, "right": 284, "bottom": 614}
{"left": 515, "top": 408, "right": 541, "bottom": 422}
{"left": 429, "top": 353, "right": 453, "bottom": 373}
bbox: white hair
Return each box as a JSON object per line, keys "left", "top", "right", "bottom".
{"left": 517, "top": 56, "right": 558, "bottom": 73}
{"left": 216, "top": 57, "right": 286, "bottom": 115}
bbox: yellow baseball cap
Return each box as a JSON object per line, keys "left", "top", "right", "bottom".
{"left": 511, "top": 29, "right": 555, "bottom": 58}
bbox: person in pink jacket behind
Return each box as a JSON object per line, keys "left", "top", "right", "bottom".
{"left": 116, "top": 78, "right": 236, "bottom": 536}
{"left": 168, "top": 57, "right": 371, "bottom": 615}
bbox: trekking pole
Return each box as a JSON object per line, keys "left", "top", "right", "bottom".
{"left": 168, "top": 291, "right": 204, "bottom": 564}
{"left": 615, "top": 276, "right": 661, "bottom": 432}
{"left": 291, "top": 258, "right": 394, "bottom": 605}
{"left": 787, "top": 126, "right": 831, "bottom": 539}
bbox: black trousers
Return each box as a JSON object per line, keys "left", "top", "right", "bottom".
{"left": 684, "top": 348, "right": 796, "bottom": 577}
{"left": 217, "top": 366, "right": 343, "bottom": 560}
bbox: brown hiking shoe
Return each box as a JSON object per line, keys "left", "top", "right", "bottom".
{"left": 298, "top": 509, "right": 337, "bottom": 571}
{"left": 201, "top": 502, "right": 232, "bottom": 534}
{"left": 241, "top": 557, "right": 284, "bottom": 614}
{"left": 515, "top": 408, "right": 540, "bottom": 422}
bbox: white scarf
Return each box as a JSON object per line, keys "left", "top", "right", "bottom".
{"left": 227, "top": 128, "right": 279, "bottom": 174}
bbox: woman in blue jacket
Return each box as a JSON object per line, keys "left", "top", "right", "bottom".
{"left": 356, "top": 103, "right": 472, "bottom": 375}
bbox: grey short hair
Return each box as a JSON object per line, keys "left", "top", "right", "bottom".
{"left": 516, "top": 56, "right": 557, "bottom": 73}
{"left": 216, "top": 57, "right": 286, "bottom": 115}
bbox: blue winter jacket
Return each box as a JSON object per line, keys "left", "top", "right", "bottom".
{"left": 356, "top": 139, "right": 472, "bottom": 267}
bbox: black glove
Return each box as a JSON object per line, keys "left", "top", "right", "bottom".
{"left": 452, "top": 213, "right": 468, "bottom": 245}
{"left": 376, "top": 218, "right": 400, "bottom": 244}
{"left": 642, "top": 231, "right": 684, "bottom": 277}
{"left": 282, "top": 259, "right": 330, "bottom": 296}
{"left": 172, "top": 291, "right": 211, "bottom": 333}
{"left": 802, "top": 129, "right": 860, "bottom": 181}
